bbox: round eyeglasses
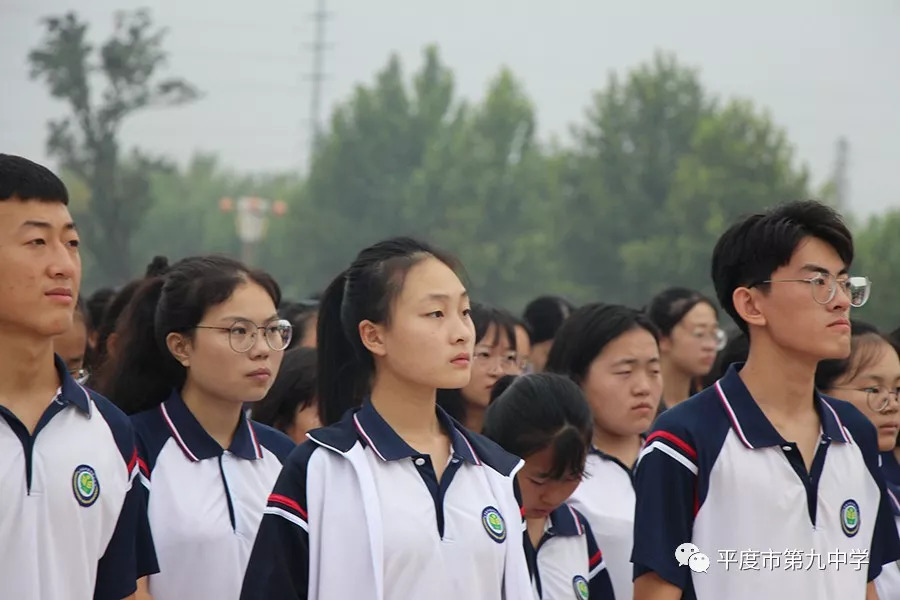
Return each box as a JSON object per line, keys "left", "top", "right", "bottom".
{"left": 752, "top": 274, "right": 871, "bottom": 308}
{"left": 196, "top": 318, "right": 293, "bottom": 353}
{"left": 831, "top": 386, "right": 900, "bottom": 413}
{"left": 688, "top": 327, "right": 728, "bottom": 351}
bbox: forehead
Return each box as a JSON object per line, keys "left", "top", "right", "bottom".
{"left": 478, "top": 322, "right": 514, "bottom": 348}
{"left": 782, "top": 237, "right": 847, "bottom": 274}
{"left": 0, "top": 200, "right": 73, "bottom": 233}
{"left": 396, "top": 257, "right": 465, "bottom": 303}
{"left": 205, "top": 281, "right": 277, "bottom": 320}
{"left": 596, "top": 327, "right": 659, "bottom": 361}
{"left": 853, "top": 341, "right": 900, "bottom": 378}
{"left": 681, "top": 302, "right": 717, "bottom": 326}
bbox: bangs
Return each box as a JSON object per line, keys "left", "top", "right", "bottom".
{"left": 539, "top": 426, "right": 590, "bottom": 481}
{"left": 843, "top": 334, "right": 893, "bottom": 384}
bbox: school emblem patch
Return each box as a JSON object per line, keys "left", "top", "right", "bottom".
{"left": 72, "top": 465, "right": 100, "bottom": 507}
{"left": 572, "top": 575, "right": 590, "bottom": 599}
{"left": 841, "top": 499, "right": 860, "bottom": 537}
{"left": 481, "top": 506, "right": 506, "bottom": 543}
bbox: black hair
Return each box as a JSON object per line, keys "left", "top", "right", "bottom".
{"left": 91, "top": 257, "right": 172, "bottom": 394}
{"left": 711, "top": 200, "right": 854, "bottom": 335}
{"left": 279, "top": 299, "right": 319, "bottom": 350}
{"left": 85, "top": 288, "right": 116, "bottom": 334}
{"left": 816, "top": 321, "right": 892, "bottom": 391}
{"left": 105, "top": 255, "right": 281, "bottom": 415}
{"left": 647, "top": 287, "right": 718, "bottom": 337}
{"left": 0, "top": 154, "right": 68, "bottom": 204}
{"left": 523, "top": 295, "right": 574, "bottom": 344}
{"left": 317, "top": 237, "right": 463, "bottom": 426}
{"left": 251, "top": 347, "right": 317, "bottom": 433}
{"left": 545, "top": 303, "right": 660, "bottom": 383}
{"left": 436, "top": 303, "right": 518, "bottom": 424}
{"left": 701, "top": 329, "right": 749, "bottom": 388}
{"left": 891, "top": 327, "right": 900, "bottom": 353}
{"left": 483, "top": 373, "right": 593, "bottom": 480}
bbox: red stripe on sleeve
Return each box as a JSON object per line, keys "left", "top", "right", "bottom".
{"left": 644, "top": 431, "right": 698, "bottom": 460}
{"left": 137, "top": 458, "right": 150, "bottom": 477}
{"left": 589, "top": 549, "right": 603, "bottom": 567}
{"left": 269, "top": 493, "right": 308, "bottom": 520}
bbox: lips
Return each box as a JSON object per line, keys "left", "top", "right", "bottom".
{"left": 247, "top": 368, "right": 271, "bottom": 378}
{"left": 451, "top": 353, "right": 471, "bottom": 366}
{"left": 633, "top": 402, "right": 654, "bottom": 412}
{"left": 45, "top": 287, "right": 73, "bottom": 298}
{"left": 828, "top": 318, "right": 851, "bottom": 329}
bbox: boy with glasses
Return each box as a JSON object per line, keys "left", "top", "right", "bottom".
{"left": 632, "top": 200, "right": 900, "bottom": 600}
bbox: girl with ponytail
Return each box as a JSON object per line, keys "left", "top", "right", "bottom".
{"left": 105, "top": 255, "right": 295, "bottom": 600}
{"left": 240, "top": 237, "right": 532, "bottom": 600}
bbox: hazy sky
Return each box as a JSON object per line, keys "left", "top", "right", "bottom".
{"left": 2, "top": 0, "right": 898, "bottom": 217}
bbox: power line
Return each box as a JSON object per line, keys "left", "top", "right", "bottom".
{"left": 306, "top": 0, "right": 331, "bottom": 162}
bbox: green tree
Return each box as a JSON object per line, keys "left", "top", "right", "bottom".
{"left": 29, "top": 10, "right": 198, "bottom": 283}
{"left": 564, "top": 52, "right": 809, "bottom": 306}
{"left": 853, "top": 210, "right": 900, "bottom": 330}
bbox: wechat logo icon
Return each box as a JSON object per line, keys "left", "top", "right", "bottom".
{"left": 675, "top": 542, "right": 710, "bottom": 574}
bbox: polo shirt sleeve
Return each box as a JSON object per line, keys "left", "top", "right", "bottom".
{"left": 134, "top": 440, "right": 159, "bottom": 579}
{"left": 240, "top": 443, "right": 314, "bottom": 600}
{"left": 848, "top": 412, "right": 900, "bottom": 581}
{"left": 631, "top": 420, "right": 699, "bottom": 590}
{"left": 582, "top": 517, "right": 616, "bottom": 600}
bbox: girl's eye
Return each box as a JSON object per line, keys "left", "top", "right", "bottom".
{"left": 426, "top": 311, "right": 444, "bottom": 318}
{"left": 28, "top": 239, "right": 47, "bottom": 246}
{"left": 462, "top": 308, "right": 472, "bottom": 317}
{"left": 67, "top": 239, "right": 80, "bottom": 248}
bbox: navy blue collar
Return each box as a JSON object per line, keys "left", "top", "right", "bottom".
{"left": 353, "top": 400, "right": 480, "bottom": 465}
{"left": 546, "top": 504, "right": 586, "bottom": 538}
{"left": 714, "top": 363, "right": 850, "bottom": 449}
{"left": 882, "top": 451, "right": 900, "bottom": 486}
{"left": 159, "top": 391, "right": 263, "bottom": 461}
{"left": 54, "top": 354, "right": 91, "bottom": 415}
{"left": 886, "top": 481, "right": 900, "bottom": 517}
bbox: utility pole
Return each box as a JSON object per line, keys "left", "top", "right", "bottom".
{"left": 306, "top": 0, "right": 330, "bottom": 164}
{"left": 832, "top": 136, "right": 849, "bottom": 212}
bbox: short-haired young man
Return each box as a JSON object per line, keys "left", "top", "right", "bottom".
{"left": 0, "top": 154, "right": 156, "bottom": 600}
{"left": 632, "top": 200, "right": 900, "bottom": 600}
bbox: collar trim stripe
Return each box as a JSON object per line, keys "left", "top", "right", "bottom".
{"left": 353, "top": 413, "right": 386, "bottom": 461}
{"left": 715, "top": 380, "right": 754, "bottom": 449}
{"left": 247, "top": 420, "right": 264, "bottom": 459}
{"left": 458, "top": 432, "right": 482, "bottom": 466}
{"left": 160, "top": 403, "right": 200, "bottom": 462}
{"left": 567, "top": 504, "right": 584, "bottom": 535}
{"left": 820, "top": 397, "right": 851, "bottom": 443}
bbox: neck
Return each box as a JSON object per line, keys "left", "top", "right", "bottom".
{"left": 661, "top": 357, "right": 693, "bottom": 408}
{"left": 180, "top": 379, "right": 245, "bottom": 449}
{"left": 463, "top": 402, "right": 486, "bottom": 434}
{"left": 369, "top": 367, "right": 441, "bottom": 441}
{"left": 0, "top": 326, "right": 60, "bottom": 404}
{"left": 739, "top": 337, "right": 818, "bottom": 415}
{"left": 592, "top": 428, "right": 643, "bottom": 468}
{"left": 525, "top": 515, "right": 548, "bottom": 547}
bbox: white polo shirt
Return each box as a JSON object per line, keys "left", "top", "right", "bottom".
{"left": 568, "top": 448, "right": 635, "bottom": 600}
{"left": 132, "top": 391, "right": 294, "bottom": 600}
{"left": 0, "top": 356, "right": 155, "bottom": 600}
{"left": 632, "top": 363, "right": 900, "bottom": 600}
{"left": 876, "top": 473, "right": 900, "bottom": 599}
{"left": 526, "top": 503, "right": 616, "bottom": 599}
{"left": 240, "top": 402, "right": 531, "bottom": 600}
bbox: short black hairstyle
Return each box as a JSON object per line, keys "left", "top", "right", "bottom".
{"left": 483, "top": 372, "right": 593, "bottom": 480}
{"left": 545, "top": 303, "right": 660, "bottom": 383}
{"left": 0, "top": 154, "right": 69, "bottom": 204}
{"left": 523, "top": 295, "right": 574, "bottom": 344}
{"left": 85, "top": 288, "right": 116, "bottom": 334}
{"left": 711, "top": 200, "right": 853, "bottom": 335}
{"left": 647, "top": 287, "right": 718, "bottom": 337}
{"left": 251, "top": 347, "right": 317, "bottom": 433}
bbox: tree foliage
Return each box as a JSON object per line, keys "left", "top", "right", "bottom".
{"left": 29, "top": 10, "right": 198, "bottom": 283}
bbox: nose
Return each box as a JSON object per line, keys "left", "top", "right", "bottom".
{"left": 48, "top": 240, "right": 78, "bottom": 281}
{"left": 248, "top": 329, "right": 271, "bottom": 359}
{"left": 453, "top": 312, "right": 475, "bottom": 347}
{"left": 632, "top": 371, "right": 653, "bottom": 397}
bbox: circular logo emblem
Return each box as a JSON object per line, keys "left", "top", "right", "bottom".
{"left": 572, "top": 575, "right": 590, "bottom": 599}
{"left": 481, "top": 506, "right": 506, "bottom": 543}
{"left": 72, "top": 465, "right": 100, "bottom": 507}
{"left": 841, "top": 499, "right": 860, "bottom": 537}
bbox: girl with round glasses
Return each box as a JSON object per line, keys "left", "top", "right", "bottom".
{"left": 647, "top": 287, "right": 725, "bottom": 413}
{"left": 816, "top": 321, "right": 900, "bottom": 598}
{"left": 104, "top": 255, "right": 295, "bottom": 600}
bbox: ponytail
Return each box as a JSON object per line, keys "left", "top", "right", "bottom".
{"left": 317, "top": 270, "right": 369, "bottom": 426}
{"left": 105, "top": 276, "right": 183, "bottom": 415}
